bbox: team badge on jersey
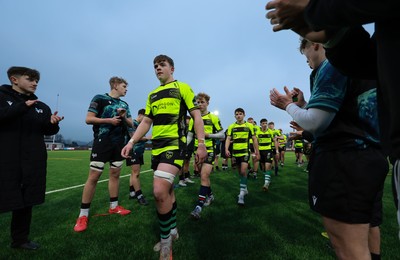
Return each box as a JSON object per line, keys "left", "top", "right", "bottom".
{"left": 166, "top": 151, "right": 173, "bottom": 159}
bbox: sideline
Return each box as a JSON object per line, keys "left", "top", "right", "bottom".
{"left": 45, "top": 169, "right": 154, "bottom": 194}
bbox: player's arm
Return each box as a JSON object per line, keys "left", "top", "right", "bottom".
{"left": 123, "top": 116, "right": 134, "bottom": 128}
{"left": 225, "top": 135, "right": 232, "bottom": 157}
{"left": 206, "top": 130, "right": 225, "bottom": 139}
{"left": 116, "top": 107, "right": 134, "bottom": 128}
{"left": 121, "top": 116, "right": 152, "bottom": 158}
{"left": 207, "top": 116, "right": 225, "bottom": 139}
{"left": 85, "top": 111, "right": 122, "bottom": 126}
{"left": 129, "top": 129, "right": 150, "bottom": 142}
{"left": 274, "top": 137, "right": 280, "bottom": 153}
{"left": 252, "top": 134, "right": 260, "bottom": 160}
{"left": 190, "top": 109, "right": 207, "bottom": 163}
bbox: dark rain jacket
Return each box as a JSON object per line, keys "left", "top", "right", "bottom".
{"left": 0, "top": 84, "right": 59, "bottom": 213}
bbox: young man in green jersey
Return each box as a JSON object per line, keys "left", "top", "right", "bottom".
{"left": 293, "top": 139, "right": 304, "bottom": 167}
{"left": 268, "top": 122, "right": 281, "bottom": 176}
{"left": 187, "top": 92, "right": 225, "bottom": 219}
{"left": 74, "top": 76, "right": 133, "bottom": 233}
{"left": 277, "top": 129, "right": 287, "bottom": 166}
{"left": 258, "top": 119, "right": 278, "bottom": 191}
{"left": 247, "top": 117, "right": 260, "bottom": 179}
{"left": 121, "top": 55, "right": 207, "bottom": 260}
{"left": 225, "top": 108, "right": 260, "bottom": 205}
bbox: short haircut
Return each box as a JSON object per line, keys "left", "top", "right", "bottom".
{"left": 7, "top": 66, "right": 40, "bottom": 82}
{"left": 247, "top": 117, "right": 254, "bottom": 121}
{"left": 260, "top": 118, "right": 268, "bottom": 124}
{"left": 299, "top": 37, "right": 311, "bottom": 54}
{"left": 154, "top": 55, "right": 174, "bottom": 67}
{"left": 235, "top": 108, "right": 245, "bottom": 114}
{"left": 268, "top": 122, "right": 275, "bottom": 125}
{"left": 138, "top": 108, "right": 145, "bottom": 115}
{"left": 109, "top": 76, "right": 128, "bottom": 89}
{"left": 196, "top": 92, "right": 210, "bottom": 102}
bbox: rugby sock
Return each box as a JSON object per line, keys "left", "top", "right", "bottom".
{"left": 240, "top": 175, "right": 248, "bottom": 195}
{"left": 170, "top": 201, "right": 178, "bottom": 235}
{"left": 179, "top": 174, "right": 185, "bottom": 181}
{"left": 79, "top": 203, "right": 90, "bottom": 217}
{"left": 110, "top": 197, "right": 118, "bottom": 209}
{"left": 197, "top": 186, "right": 208, "bottom": 207}
{"left": 208, "top": 186, "right": 213, "bottom": 197}
{"left": 264, "top": 170, "right": 272, "bottom": 185}
{"left": 158, "top": 208, "right": 173, "bottom": 240}
{"left": 371, "top": 253, "right": 381, "bottom": 260}
{"left": 135, "top": 189, "right": 143, "bottom": 200}
{"left": 184, "top": 171, "right": 190, "bottom": 179}
{"left": 129, "top": 186, "right": 136, "bottom": 197}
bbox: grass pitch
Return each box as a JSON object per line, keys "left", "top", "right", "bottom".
{"left": 0, "top": 150, "right": 398, "bottom": 259}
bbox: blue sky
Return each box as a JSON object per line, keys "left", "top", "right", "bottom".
{"left": 1, "top": 1, "right": 373, "bottom": 142}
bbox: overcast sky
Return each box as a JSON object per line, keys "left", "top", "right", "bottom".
{"left": 1, "top": 1, "right": 373, "bottom": 142}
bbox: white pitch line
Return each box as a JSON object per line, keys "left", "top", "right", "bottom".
{"left": 45, "top": 169, "right": 153, "bottom": 194}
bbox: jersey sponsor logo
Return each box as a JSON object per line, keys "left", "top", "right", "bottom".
{"left": 153, "top": 101, "right": 175, "bottom": 111}
{"left": 35, "top": 107, "right": 43, "bottom": 114}
{"left": 92, "top": 153, "right": 97, "bottom": 158}
{"left": 7, "top": 101, "right": 13, "bottom": 106}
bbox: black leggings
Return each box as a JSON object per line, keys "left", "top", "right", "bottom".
{"left": 11, "top": 206, "right": 33, "bottom": 246}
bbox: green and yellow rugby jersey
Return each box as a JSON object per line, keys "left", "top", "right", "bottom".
{"left": 279, "top": 134, "right": 287, "bottom": 148}
{"left": 188, "top": 112, "right": 223, "bottom": 153}
{"left": 227, "top": 121, "right": 255, "bottom": 157}
{"left": 294, "top": 139, "right": 304, "bottom": 148}
{"left": 270, "top": 129, "right": 281, "bottom": 148}
{"left": 257, "top": 128, "right": 274, "bottom": 151}
{"left": 145, "top": 80, "right": 197, "bottom": 156}
{"left": 249, "top": 125, "right": 260, "bottom": 144}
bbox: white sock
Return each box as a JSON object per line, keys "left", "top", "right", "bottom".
{"left": 170, "top": 228, "right": 178, "bottom": 236}
{"left": 79, "top": 208, "right": 89, "bottom": 217}
{"left": 110, "top": 201, "right": 118, "bottom": 209}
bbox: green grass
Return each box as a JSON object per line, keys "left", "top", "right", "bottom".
{"left": 0, "top": 150, "right": 398, "bottom": 259}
